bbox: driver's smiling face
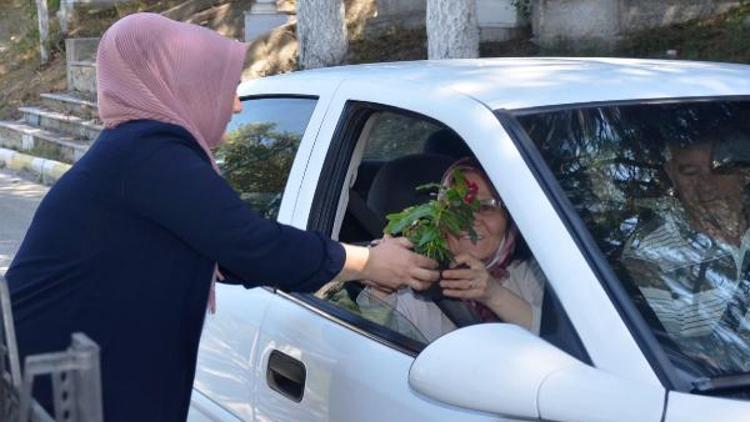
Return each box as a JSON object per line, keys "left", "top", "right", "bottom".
{"left": 666, "top": 140, "right": 748, "bottom": 244}
{"left": 447, "top": 171, "right": 508, "bottom": 262}
{"left": 668, "top": 142, "right": 744, "bottom": 208}
{"left": 667, "top": 142, "right": 746, "bottom": 223}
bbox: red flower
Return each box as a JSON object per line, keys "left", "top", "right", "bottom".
{"left": 464, "top": 181, "right": 479, "bottom": 204}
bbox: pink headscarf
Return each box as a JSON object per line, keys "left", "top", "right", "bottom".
{"left": 96, "top": 12, "right": 246, "bottom": 171}
{"left": 97, "top": 13, "right": 246, "bottom": 312}
{"left": 441, "top": 158, "right": 519, "bottom": 322}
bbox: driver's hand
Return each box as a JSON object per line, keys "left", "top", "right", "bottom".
{"left": 362, "top": 237, "right": 439, "bottom": 291}
{"left": 439, "top": 253, "right": 503, "bottom": 304}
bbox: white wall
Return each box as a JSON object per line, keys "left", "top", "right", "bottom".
{"left": 532, "top": 0, "right": 742, "bottom": 49}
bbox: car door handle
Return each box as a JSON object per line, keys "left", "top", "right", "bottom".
{"left": 266, "top": 350, "right": 306, "bottom": 402}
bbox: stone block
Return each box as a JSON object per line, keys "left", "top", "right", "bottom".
{"left": 65, "top": 38, "right": 99, "bottom": 64}
{"left": 67, "top": 62, "right": 97, "bottom": 95}
{"left": 532, "top": 0, "right": 741, "bottom": 50}
{"left": 532, "top": 0, "right": 619, "bottom": 49}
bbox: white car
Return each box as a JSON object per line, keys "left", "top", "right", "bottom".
{"left": 187, "top": 58, "right": 750, "bottom": 421}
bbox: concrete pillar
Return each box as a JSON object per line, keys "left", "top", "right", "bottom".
{"left": 245, "top": 0, "right": 291, "bottom": 43}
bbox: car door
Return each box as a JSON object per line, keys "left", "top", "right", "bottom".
{"left": 252, "top": 78, "right": 663, "bottom": 421}
{"left": 188, "top": 77, "right": 343, "bottom": 421}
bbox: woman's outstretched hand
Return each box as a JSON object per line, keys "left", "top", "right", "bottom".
{"left": 337, "top": 237, "right": 439, "bottom": 291}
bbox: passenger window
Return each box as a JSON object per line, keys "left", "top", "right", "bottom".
{"left": 216, "top": 97, "right": 316, "bottom": 219}
{"left": 307, "top": 103, "right": 588, "bottom": 362}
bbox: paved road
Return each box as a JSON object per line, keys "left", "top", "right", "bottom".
{"left": 0, "top": 169, "right": 48, "bottom": 274}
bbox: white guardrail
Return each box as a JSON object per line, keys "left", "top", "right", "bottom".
{"left": 0, "top": 274, "right": 103, "bottom": 422}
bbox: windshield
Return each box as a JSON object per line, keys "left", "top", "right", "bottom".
{"left": 513, "top": 99, "right": 750, "bottom": 381}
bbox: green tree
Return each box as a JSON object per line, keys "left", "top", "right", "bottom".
{"left": 216, "top": 122, "right": 301, "bottom": 218}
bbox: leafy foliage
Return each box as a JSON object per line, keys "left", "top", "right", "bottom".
{"left": 384, "top": 169, "right": 480, "bottom": 265}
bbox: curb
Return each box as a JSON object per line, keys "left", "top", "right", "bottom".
{"left": 0, "top": 147, "right": 71, "bottom": 186}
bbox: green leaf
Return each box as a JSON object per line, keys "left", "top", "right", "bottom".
{"left": 417, "top": 226, "right": 439, "bottom": 246}
{"left": 384, "top": 203, "right": 433, "bottom": 235}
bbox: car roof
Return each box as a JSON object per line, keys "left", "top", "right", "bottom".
{"left": 261, "top": 57, "right": 750, "bottom": 110}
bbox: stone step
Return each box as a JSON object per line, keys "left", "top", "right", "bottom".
{"left": 19, "top": 106, "right": 102, "bottom": 142}
{"left": 0, "top": 121, "right": 90, "bottom": 164}
{"left": 40, "top": 92, "right": 98, "bottom": 120}
{"left": 68, "top": 60, "right": 97, "bottom": 94}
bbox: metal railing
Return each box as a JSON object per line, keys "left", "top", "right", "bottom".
{"left": 0, "top": 275, "right": 103, "bottom": 422}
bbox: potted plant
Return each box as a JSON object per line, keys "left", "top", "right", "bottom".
{"left": 383, "top": 169, "right": 480, "bottom": 298}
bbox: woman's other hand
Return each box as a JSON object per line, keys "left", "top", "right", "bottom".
{"left": 439, "top": 253, "right": 502, "bottom": 304}
{"left": 442, "top": 253, "right": 534, "bottom": 329}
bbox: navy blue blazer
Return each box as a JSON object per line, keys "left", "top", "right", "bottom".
{"left": 6, "top": 120, "right": 344, "bottom": 421}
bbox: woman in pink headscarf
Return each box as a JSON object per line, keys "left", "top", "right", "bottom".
{"left": 5, "top": 13, "right": 438, "bottom": 421}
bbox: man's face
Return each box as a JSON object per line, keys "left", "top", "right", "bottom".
{"left": 666, "top": 142, "right": 746, "bottom": 235}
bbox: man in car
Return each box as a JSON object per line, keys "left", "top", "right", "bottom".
{"left": 622, "top": 129, "right": 750, "bottom": 372}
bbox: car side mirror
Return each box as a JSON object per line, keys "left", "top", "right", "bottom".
{"left": 408, "top": 324, "right": 664, "bottom": 421}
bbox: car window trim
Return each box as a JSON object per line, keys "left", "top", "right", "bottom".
{"left": 509, "top": 95, "right": 750, "bottom": 117}
{"left": 308, "top": 101, "right": 450, "bottom": 233}
{"left": 239, "top": 94, "right": 320, "bottom": 102}
{"left": 279, "top": 290, "right": 425, "bottom": 356}
{"left": 263, "top": 286, "right": 425, "bottom": 356}
{"left": 493, "top": 103, "right": 734, "bottom": 392}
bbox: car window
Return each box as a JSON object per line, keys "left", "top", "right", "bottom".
{"left": 319, "top": 282, "right": 428, "bottom": 344}
{"left": 516, "top": 100, "right": 750, "bottom": 381}
{"left": 216, "top": 97, "right": 317, "bottom": 219}
{"left": 304, "top": 103, "right": 588, "bottom": 361}
{"left": 361, "top": 111, "right": 441, "bottom": 160}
